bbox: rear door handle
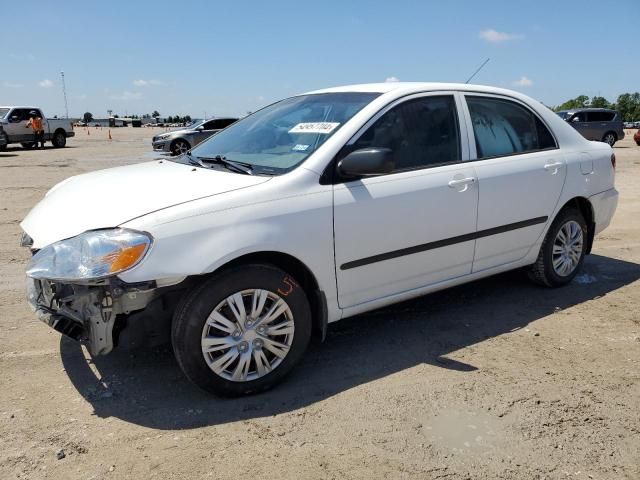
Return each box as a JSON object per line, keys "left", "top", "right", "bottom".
{"left": 448, "top": 177, "right": 476, "bottom": 189}
{"left": 544, "top": 161, "right": 564, "bottom": 172}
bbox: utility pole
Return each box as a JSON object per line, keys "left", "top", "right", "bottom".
{"left": 60, "top": 71, "right": 69, "bottom": 119}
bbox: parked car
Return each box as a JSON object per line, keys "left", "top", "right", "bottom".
{"left": 0, "top": 124, "right": 7, "bottom": 150}
{"left": 21, "top": 83, "right": 618, "bottom": 396}
{"left": 0, "top": 106, "right": 75, "bottom": 149}
{"left": 634, "top": 129, "right": 640, "bottom": 146}
{"left": 152, "top": 117, "right": 238, "bottom": 155}
{"left": 555, "top": 108, "right": 624, "bottom": 146}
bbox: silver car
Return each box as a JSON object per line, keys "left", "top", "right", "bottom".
{"left": 556, "top": 108, "right": 625, "bottom": 146}
{"left": 152, "top": 117, "right": 238, "bottom": 155}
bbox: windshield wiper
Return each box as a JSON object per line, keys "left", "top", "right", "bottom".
{"left": 196, "top": 155, "right": 253, "bottom": 175}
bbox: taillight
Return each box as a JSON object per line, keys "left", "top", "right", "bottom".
{"left": 611, "top": 153, "right": 616, "bottom": 169}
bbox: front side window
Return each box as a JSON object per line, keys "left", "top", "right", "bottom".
{"left": 466, "top": 96, "right": 556, "bottom": 159}
{"left": 186, "top": 92, "right": 379, "bottom": 174}
{"left": 350, "top": 95, "right": 461, "bottom": 172}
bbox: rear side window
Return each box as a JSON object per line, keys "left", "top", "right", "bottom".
{"left": 351, "top": 95, "right": 461, "bottom": 171}
{"left": 587, "top": 111, "right": 615, "bottom": 122}
{"left": 466, "top": 96, "right": 556, "bottom": 159}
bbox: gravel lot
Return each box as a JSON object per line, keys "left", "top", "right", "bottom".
{"left": 1, "top": 127, "right": 639, "bottom": 479}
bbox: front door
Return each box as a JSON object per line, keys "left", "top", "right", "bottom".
{"left": 463, "top": 94, "right": 567, "bottom": 271}
{"left": 333, "top": 94, "right": 479, "bottom": 308}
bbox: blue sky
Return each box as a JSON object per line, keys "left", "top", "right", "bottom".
{"left": 1, "top": 0, "right": 637, "bottom": 118}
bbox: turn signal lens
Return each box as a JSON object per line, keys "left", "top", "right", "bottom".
{"left": 611, "top": 153, "right": 616, "bottom": 169}
{"left": 105, "top": 243, "right": 148, "bottom": 273}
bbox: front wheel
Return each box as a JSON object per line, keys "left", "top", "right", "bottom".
{"left": 602, "top": 132, "right": 616, "bottom": 146}
{"left": 528, "top": 208, "right": 587, "bottom": 287}
{"left": 172, "top": 265, "right": 312, "bottom": 396}
{"left": 170, "top": 139, "right": 190, "bottom": 156}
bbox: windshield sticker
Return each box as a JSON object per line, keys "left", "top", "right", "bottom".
{"left": 289, "top": 122, "right": 340, "bottom": 134}
{"left": 292, "top": 144, "right": 310, "bottom": 151}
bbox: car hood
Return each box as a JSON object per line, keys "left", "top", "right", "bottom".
{"left": 21, "top": 160, "right": 270, "bottom": 248}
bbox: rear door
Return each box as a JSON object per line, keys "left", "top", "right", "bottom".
{"left": 333, "top": 93, "right": 479, "bottom": 308}
{"left": 462, "top": 94, "right": 566, "bottom": 271}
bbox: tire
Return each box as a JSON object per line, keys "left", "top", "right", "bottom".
{"left": 172, "top": 264, "right": 312, "bottom": 396}
{"left": 528, "top": 208, "right": 587, "bottom": 287}
{"left": 21, "top": 142, "right": 35, "bottom": 149}
{"left": 170, "top": 138, "right": 190, "bottom": 156}
{"left": 52, "top": 131, "right": 66, "bottom": 148}
{"left": 602, "top": 132, "right": 617, "bottom": 146}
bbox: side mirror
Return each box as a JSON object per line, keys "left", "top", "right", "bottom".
{"left": 196, "top": 125, "right": 205, "bottom": 131}
{"left": 10, "top": 116, "right": 20, "bottom": 123}
{"left": 337, "top": 148, "right": 395, "bottom": 178}
{"left": 571, "top": 117, "right": 580, "bottom": 123}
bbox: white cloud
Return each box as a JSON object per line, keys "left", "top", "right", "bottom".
{"left": 385, "top": 76, "right": 400, "bottom": 83}
{"left": 2, "top": 81, "right": 23, "bottom": 88}
{"left": 512, "top": 76, "right": 533, "bottom": 87}
{"left": 133, "top": 79, "right": 163, "bottom": 87}
{"left": 39, "top": 79, "right": 53, "bottom": 88}
{"left": 479, "top": 29, "right": 524, "bottom": 43}
{"left": 110, "top": 91, "right": 143, "bottom": 101}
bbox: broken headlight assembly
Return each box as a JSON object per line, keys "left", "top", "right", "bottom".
{"left": 26, "top": 228, "right": 152, "bottom": 281}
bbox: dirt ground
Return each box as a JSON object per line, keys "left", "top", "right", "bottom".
{"left": 0, "top": 126, "right": 639, "bottom": 480}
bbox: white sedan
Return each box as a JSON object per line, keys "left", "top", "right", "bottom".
{"left": 21, "top": 82, "right": 618, "bottom": 396}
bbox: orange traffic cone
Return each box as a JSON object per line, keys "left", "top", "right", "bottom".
{"left": 108, "top": 129, "right": 112, "bottom": 140}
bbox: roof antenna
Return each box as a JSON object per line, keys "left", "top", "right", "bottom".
{"left": 465, "top": 58, "right": 490, "bottom": 84}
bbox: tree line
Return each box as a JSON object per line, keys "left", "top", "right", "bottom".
{"left": 553, "top": 93, "right": 640, "bottom": 121}
{"left": 82, "top": 111, "right": 193, "bottom": 123}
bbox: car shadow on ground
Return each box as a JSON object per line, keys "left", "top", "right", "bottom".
{"left": 60, "top": 254, "right": 640, "bottom": 430}
{"left": 2, "top": 145, "right": 76, "bottom": 152}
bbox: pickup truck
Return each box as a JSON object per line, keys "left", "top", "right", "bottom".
{"left": 0, "top": 106, "right": 75, "bottom": 150}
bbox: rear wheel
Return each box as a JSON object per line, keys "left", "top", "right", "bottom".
{"left": 172, "top": 264, "right": 312, "bottom": 396}
{"left": 170, "top": 138, "right": 190, "bottom": 156}
{"left": 602, "top": 132, "right": 616, "bottom": 146}
{"left": 52, "top": 131, "right": 66, "bottom": 148}
{"left": 528, "top": 208, "right": 587, "bottom": 287}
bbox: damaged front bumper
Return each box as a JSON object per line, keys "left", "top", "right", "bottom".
{"left": 27, "top": 276, "right": 157, "bottom": 356}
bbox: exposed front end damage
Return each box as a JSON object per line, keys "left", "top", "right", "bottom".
{"left": 27, "top": 277, "right": 157, "bottom": 356}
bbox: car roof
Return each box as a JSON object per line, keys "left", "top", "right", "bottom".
{"left": 0, "top": 106, "right": 40, "bottom": 109}
{"left": 305, "top": 82, "right": 524, "bottom": 97}
{"left": 559, "top": 108, "right": 617, "bottom": 113}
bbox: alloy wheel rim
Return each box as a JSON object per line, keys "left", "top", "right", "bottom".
{"left": 175, "top": 141, "right": 188, "bottom": 154}
{"left": 605, "top": 134, "right": 615, "bottom": 145}
{"left": 552, "top": 220, "right": 583, "bottom": 277}
{"left": 201, "top": 289, "right": 295, "bottom": 382}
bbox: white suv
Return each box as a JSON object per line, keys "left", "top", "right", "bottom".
{"left": 21, "top": 83, "right": 618, "bottom": 396}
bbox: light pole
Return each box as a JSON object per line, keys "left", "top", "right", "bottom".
{"left": 60, "top": 71, "right": 69, "bottom": 119}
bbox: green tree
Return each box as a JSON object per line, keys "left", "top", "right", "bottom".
{"left": 615, "top": 93, "right": 640, "bottom": 121}
{"left": 184, "top": 115, "right": 192, "bottom": 123}
{"left": 83, "top": 112, "right": 93, "bottom": 123}
{"left": 167, "top": 115, "right": 174, "bottom": 123}
{"left": 589, "top": 96, "right": 612, "bottom": 109}
{"left": 152, "top": 110, "right": 160, "bottom": 118}
{"left": 554, "top": 95, "right": 589, "bottom": 111}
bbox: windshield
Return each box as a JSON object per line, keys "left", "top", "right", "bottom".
{"left": 0, "top": 108, "right": 9, "bottom": 119}
{"left": 555, "top": 111, "right": 569, "bottom": 120}
{"left": 185, "top": 92, "right": 379, "bottom": 174}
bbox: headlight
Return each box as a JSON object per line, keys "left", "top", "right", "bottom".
{"left": 26, "top": 229, "right": 152, "bottom": 281}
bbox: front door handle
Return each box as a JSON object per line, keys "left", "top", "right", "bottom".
{"left": 544, "top": 161, "right": 564, "bottom": 172}
{"left": 448, "top": 177, "right": 476, "bottom": 190}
